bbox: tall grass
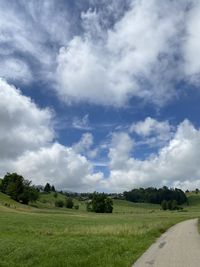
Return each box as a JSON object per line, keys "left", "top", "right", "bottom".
{"left": 0, "top": 192, "right": 199, "bottom": 267}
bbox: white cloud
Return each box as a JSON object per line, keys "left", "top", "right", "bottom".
{"left": 130, "top": 117, "right": 173, "bottom": 146}
{"left": 72, "top": 114, "right": 92, "bottom": 130}
{"left": 109, "top": 132, "right": 134, "bottom": 169}
{"left": 5, "top": 143, "right": 103, "bottom": 192}
{"left": 56, "top": 0, "right": 187, "bottom": 107}
{"left": 103, "top": 120, "right": 200, "bottom": 191}
{"left": 0, "top": 0, "right": 70, "bottom": 83}
{"left": 183, "top": 2, "right": 200, "bottom": 79}
{"left": 0, "top": 79, "right": 103, "bottom": 191}
{"left": 0, "top": 58, "right": 32, "bottom": 83}
{"left": 73, "top": 133, "right": 93, "bottom": 154}
{"left": 0, "top": 79, "right": 54, "bottom": 158}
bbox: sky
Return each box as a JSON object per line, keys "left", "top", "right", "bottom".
{"left": 1, "top": 0, "right": 200, "bottom": 192}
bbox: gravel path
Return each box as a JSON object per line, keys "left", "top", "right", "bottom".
{"left": 132, "top": 218, "right": 200, "bottom": 267}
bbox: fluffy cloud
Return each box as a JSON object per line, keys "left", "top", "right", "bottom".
{"left": 0, "top": 79, "right": 54, "bottom": 158}
{"left": 4, "top": 143, "right": 103, "bottom": 191}
{"left": 103, "top": 120, "right": 200, "bottom": 191}
{"left": 0, "top": 79, "right": 103, "bottom": 191}
{"left": 1, "top": 0, "right": 200, "bottom": 106}
{"left": 130, "top": 117, "right": 173, "bottom": 146}
{"left": 56, "top": 0, "right": 187, "bottom": 106}
{"left": 73, "top": 133, "right": 93, "bottom": 154}
{"left": 109, "top": 132, "right": 134, "bottom": 169}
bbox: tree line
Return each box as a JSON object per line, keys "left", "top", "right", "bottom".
{"left": 124, "top": 186, "right": 187, "bottom": 205}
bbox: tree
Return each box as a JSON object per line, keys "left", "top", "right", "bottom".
{"left": 88, "top": 193, "right": 113, "bottom": 213}
{"left": 0, "top": 173, "right": 38, "bottom": 204}
{"left": 51, "top": 185, "right": 56, "bottom": 192}
{"left": 65, "top": 197, "right": 74, "bottom": 209}
{"left": 105, "top": 197, "right": 113, "bottom": 213}
{"left": 44, "top": 183, "right": 51, "bottom": 193}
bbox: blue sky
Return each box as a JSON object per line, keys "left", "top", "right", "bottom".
{"left": 1, "top": 0, "right": 200, "bottom": 192}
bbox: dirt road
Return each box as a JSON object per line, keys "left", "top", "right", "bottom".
{"left": 133, "top": 218, "right": 200, "bottom": 267}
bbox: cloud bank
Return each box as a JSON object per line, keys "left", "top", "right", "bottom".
{"left": 1, "top": 81, "right": 200, "bottom": 192}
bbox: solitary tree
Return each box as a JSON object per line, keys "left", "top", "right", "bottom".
{"left": 87, "top": 193, "right": 113, "bottom": 213}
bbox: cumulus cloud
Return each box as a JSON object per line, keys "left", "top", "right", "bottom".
{"left": 73, "top": 133, "right": 94, "bottom": 154}
{"left": 0, "top": 79, "right": 54, "bottom": 158}
{"left": 1, "top": 0, "right": 200, "bottom": 106}
{"left": 103, "top": 120, "right": 200, "bottom": 191}
{"left": 4, "top": 143, "right": 103, "bottom": 192}
{"left": 56, "top": 0, "right": 188, "bottom": 107}
{"left": 109, "top": 132, "right": 134, "bottom": 169}
{"left": 0, "top": 79, "right": 103, "bottom": 191}
{"left": 130, "top": 117, "right": 173, "bottom": 146}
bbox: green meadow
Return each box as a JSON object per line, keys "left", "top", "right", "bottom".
{"left": 0, "top": 192, "right": 200, "bottom": 267}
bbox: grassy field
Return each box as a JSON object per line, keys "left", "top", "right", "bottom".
{"left": 0, "top": 192, "right": 199, "bottom": 267}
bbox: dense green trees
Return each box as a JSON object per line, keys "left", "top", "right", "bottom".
{"left": 87, "top": 193, "right": 113, "bottom": 213}
{"left": 124, "top": 186, "right": 187, "bottom": 205}
{"left": 44, "top": 183, "right": 56, "bottom": 193}
{"left": 0, "top": 173, "right": 38, "bottom": 204}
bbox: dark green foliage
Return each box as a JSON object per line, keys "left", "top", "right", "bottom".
{"left": 53, "top": 192, "right": 58, "bottom": 198}
{"left": 124, "top": 186, "right": 187, "bottom": 205}
{"left": 0, "top": 173, "right": 38, "bottom": 204}
{"left": 74, "top": 205, "right": 79, "bottom": 210}
{"left": 44, "top": 183, "right": 51, "bottom": 193}
{"left": 161, "top": 199, "right": 181, "bottom": 210}
{"left": 161, "top": 200, "right": 167, "bottom": 210}
{"left": 51, "top": 185, "right": 56, "bottom": 192}
{"left": 195, "top": 188, "right": 199, "bottom": 194}
{"left": 87, "top": 193, "right": 113, "bottom": 213}
{"left": 171, "top": 200, "right": 178, "bottom": 210}
{"left": 65, "top": 197, "right": 74, "bottom": 209}
{"left": 0, "top": 178, "right": 2, "bottom": 191}
{"left": 55, "top": 200, "right": 64, "bottom": 207}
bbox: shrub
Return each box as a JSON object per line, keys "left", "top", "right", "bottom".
{"left": 87, "top": 193, "right": 113, "bottom": 213}
{"left": 55, "top": 200, "right": 64, "bottom": 207}
{"left": 161, "top": 200, "right": 167, "bottom": 210}
{"left": 74, "top": 205, "right": 79, "bottom": 210}
{"left": 65, "top": 197, "right": 74, "bottom": 209}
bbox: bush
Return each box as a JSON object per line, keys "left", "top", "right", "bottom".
{"left": 65, "top": 197, "right": 74, "bottom": 209}
{"left": 74, "top": 205, "right": 79, "bottom": 210}
{"left": 161, "top": 200, "right": 167, "bottom": 210}
{"left": 161, "top": 199, "right": 180, "bottom": 211}
{"left": 55, "top": 200, "right": 64, "bottom": 207}
{"left": 87, "top": 193, "right": 113, "bottom": 213}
